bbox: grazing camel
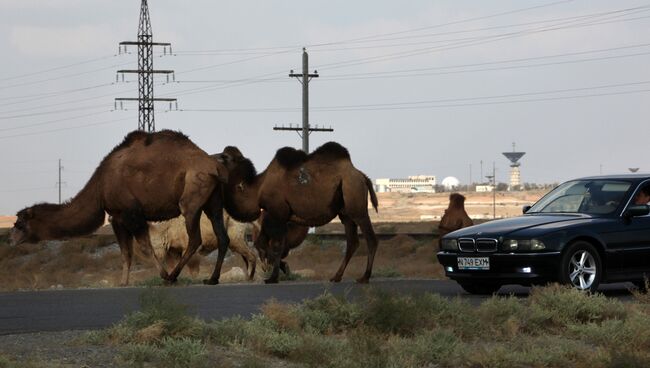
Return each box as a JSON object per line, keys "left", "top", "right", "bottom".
{"left": 9, "top": 130, "right": 230, "bottom": 286}
{"left": 438, "top": 193, "right": 474, "bottom": 247}
{"left": 251, "top": 211, "right": 309, "bottom": 275}
{"left": 142, "top": 211, "right": 258, "bottom": 280}
{"left": 214, "top": 142, "right": 379, "bottom": 284}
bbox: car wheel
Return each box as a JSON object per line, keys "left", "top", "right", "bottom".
{"left": 559, "top": 241, "right": 601, "bottom": 292}
{"left": 458, "top": 281, "right": 501, "bottom": 295}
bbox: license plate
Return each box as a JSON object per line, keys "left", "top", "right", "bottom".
{"left": 457, "top": 257, "right": 490, "bottom": 270}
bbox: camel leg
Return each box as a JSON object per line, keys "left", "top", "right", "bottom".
{"left": 331, "top": 214, "right": 360, "bottom": 282}
{"left": 265, "top": 238, "right": 284, "bottom": 284}
{"left": 167, "top": 211, "right": 203, "bottom": 283}
{"left": 111, "top": 220, "right": 134, "bottom": 287}
{"left": 356, "top": 216, "right": 378, "bottom": 284}
{"left": 133, "top": 231, "right": 170, "bottom": 281}
{"left": 260, "top": 216, "right": 288, "bottom": 284}
{"left": 203, "top": 194, "right": 230, "bottom": 285}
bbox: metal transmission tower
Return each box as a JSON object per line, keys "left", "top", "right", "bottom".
{"left": 274, "top": 48, "right": 333, "bottom": 153}
{"left": 115, "top": 0, "right": 176, "bottom": 132}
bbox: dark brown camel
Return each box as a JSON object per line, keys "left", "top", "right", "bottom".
{"left": 252, "top": 211, "right": 309, "bottom": 275}
{"left": 214, "top": 142, "right": 379, "bottom": 284}
{"left": 9, "top": 130, "right": 230, "bottom": 286}
{"left": 438, "top": 193, "right": 473, "bottom": 247}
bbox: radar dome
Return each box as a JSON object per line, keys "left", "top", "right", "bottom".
{"left": 441, "top": 176, "right": 460, "bottom": 190}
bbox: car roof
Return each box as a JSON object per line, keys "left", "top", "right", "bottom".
{"left": 573, "top": 174, "right": 650, "bottom": 181}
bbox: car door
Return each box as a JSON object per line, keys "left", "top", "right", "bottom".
{"left": 604, "top": 181, "right": 650, "bottom": 277}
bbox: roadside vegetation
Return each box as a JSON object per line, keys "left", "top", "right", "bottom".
{"left": 56, "top": 285, "right": 650, "bottom": 367}
{"left": 0, "top": 228, "right": 444, "bottom": 291}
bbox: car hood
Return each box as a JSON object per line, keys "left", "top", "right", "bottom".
{"left": 445, "top": 214, "right": 594, "bottom": 238}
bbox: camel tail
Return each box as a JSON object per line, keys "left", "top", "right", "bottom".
{"left": 364, "top": 175, "right": 379, "bottom": 213}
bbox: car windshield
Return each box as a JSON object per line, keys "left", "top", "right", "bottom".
{"left": 527, "top": 180, "right": 631, "bottom": 215}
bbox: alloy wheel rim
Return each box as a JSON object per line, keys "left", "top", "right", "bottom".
{"left": 568, "top": 250, "right": 597, "bottom": 290}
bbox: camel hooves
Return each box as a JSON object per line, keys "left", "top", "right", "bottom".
{"left": 203, "top": 278, "right": 219, "bottom": 285}
{"left": 356, "top": 277, "right": 370, "bottom": 284}
{"left": 264, "top": 278, "right": 279, "bottom": 284}
{"left": 330, "top": 276, "right": 342, "bottom": 283}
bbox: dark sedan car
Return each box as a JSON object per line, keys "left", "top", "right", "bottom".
{"left": 437, "top": 175, "right": 650, "bottom": 294}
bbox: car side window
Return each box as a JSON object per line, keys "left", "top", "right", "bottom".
{"left": 626, "top": 182, "right": 650, "bottom": 217}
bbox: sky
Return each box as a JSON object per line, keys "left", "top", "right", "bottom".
{"left": 1, "top": 0, "right": 649, "bottom": 214}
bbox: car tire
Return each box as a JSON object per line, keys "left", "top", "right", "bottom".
{"left": 458, "top": 281, "right": 501, "bottom": 295}
{"left": 559, "top": 241, "right": 602, "bottom": 292}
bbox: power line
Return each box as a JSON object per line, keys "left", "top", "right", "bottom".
{"left": 314, "top": 9, "right": 650, "bottom": 71}
{"left": 0, "top": 116, "right": 133, "bottom": 140}
{"left": 0, "top": 83, "right": 116, "bottom": 107}
{"left": 0, "top": 110, "right": 111, "bottom": 133}
{"left": 0, "top": 61, "right": 133, "bottom": 91}
{"left": 0, "top": 105, "right": 107, "bottom": 120}
{"left": 161, "top": 5, "right": 650, "bottom": 99}
{"left": 177, "top": 80, "right": 650, "bottom": 113}
{"left": 0, "top": 54, "right": 118, "bottom": 82}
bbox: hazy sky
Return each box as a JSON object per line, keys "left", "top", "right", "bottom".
{"left": 1, "top": 0, "right": 649, "bottom": 214}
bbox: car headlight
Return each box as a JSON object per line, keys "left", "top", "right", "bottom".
{"left": 502, "top": 239, "right": 545, "bottom": 251}
{"left": 440, "top": 238, "right": 458, "bottom": 251}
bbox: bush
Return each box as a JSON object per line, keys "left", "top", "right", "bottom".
{"left": 299, "top": 293, "right": 361, "bottom": 333}
{"left": 529, "top": 284, "right": 627, "bottom": 329}
{"left": 360, "top": 289, "right": 422, "bottom": 336}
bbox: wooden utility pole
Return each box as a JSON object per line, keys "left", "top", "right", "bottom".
{"left": 274, "top": 48, "right": 333, "bottom": 153}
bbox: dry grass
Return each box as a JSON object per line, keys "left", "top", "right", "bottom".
{"left": 85, "top": 286, "right": 650, "bottom": 368}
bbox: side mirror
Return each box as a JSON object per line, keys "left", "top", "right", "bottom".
{"left": 624, "top": 204, "right": 650, "bottom": 218}
{"left": 522, "top": 205, "right": 532, "bottom": 214}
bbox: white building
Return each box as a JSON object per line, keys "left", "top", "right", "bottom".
{"left": 375, "top": 175, "right": 436, "bottom": 193}
{"left": 476, "top": 185, "right": 495, "bottom": 192}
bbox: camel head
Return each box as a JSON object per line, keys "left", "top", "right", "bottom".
{"left": 212, "top": 146, "right": 257, "bottom": 189}
{"left": 9, "top": 207, "right": 39, "bottom": 246}
{"left": 448, "top": 193, "right": 466, "bottom": 210}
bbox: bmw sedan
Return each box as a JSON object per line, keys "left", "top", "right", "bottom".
{"left": 437, "top": 175, "right": 650, "bottom": 294}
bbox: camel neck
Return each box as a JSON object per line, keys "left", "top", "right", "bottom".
{"left": 34, "top": 174, "right": 106, "bottom": 239}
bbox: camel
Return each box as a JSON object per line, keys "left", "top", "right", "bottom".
{"left": 9, "top": 130, "right": 231, "bottom": 286}
{"left": 141, "top": 211, "right": 258, "bottom": 280}
{"left": 438, "top": 193, "right": 474, "bottom": 247}
{"left": 214, "top": 142, "right": 379, "bottom": 284}
{"left": 251, "top": 211, "right": 309, "bottom": 275}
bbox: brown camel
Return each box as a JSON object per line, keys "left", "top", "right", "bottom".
{"left": 438, "top": 193, "right": 474, "bottom": 246}
{"left": 9, "top": 130, "right": 231, "bottom": 286}
{"left": 251, "top": 211, "right": 309, "bottom": 275}
{"left": 214, "top": 142, "right": 379, "bottom": 284}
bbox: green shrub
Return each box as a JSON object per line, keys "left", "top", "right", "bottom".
{"left": 529, "top": 284, "right": 627, "bottom": 328}
{"left": 360, "top": 289, "right": 422, "bottom": 336}
{"left": 119, "top": 343, "right": 158, "bottom": 367}
{"left": 299, "top": 293, "right": 361, "bottom": 333}
{"left": 159, "top": 337, "right": 209, "bottom": 368}
{"left": 390, "top": 329, "right": 461, "bottom": 367}
{"left": 124, "top": 288, "right": 192, "bottom": 333}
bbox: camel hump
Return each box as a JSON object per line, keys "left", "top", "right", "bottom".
{"left": 275, "top": 147, "right": 308, "bottom": 169}
{"left": 274, "top": 142, "right": 351, "bottom": 169}
{"left": 311, "top": 142, "right": 351, "bottom": 160}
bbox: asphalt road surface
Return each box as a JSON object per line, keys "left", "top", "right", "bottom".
{"left": 0, "top": 279, "right": 637, "bottom": 335}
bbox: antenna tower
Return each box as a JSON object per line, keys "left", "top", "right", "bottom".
{"left": 502, "top": 142, "right": 526, "bottom": 191}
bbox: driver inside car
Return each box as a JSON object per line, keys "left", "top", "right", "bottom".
{"left": 634, "top": 186, "right": 650, "bottom": 205}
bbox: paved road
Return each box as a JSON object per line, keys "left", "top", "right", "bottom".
{"left": 0, "top": 279, "right": 637, "bottom": 335}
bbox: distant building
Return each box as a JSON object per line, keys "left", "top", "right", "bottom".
{"left": 375, "top": 175, "right": 436, "bottom": 193}
{"left": 476, "top": 185, "right": 495, "bottom": 192}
